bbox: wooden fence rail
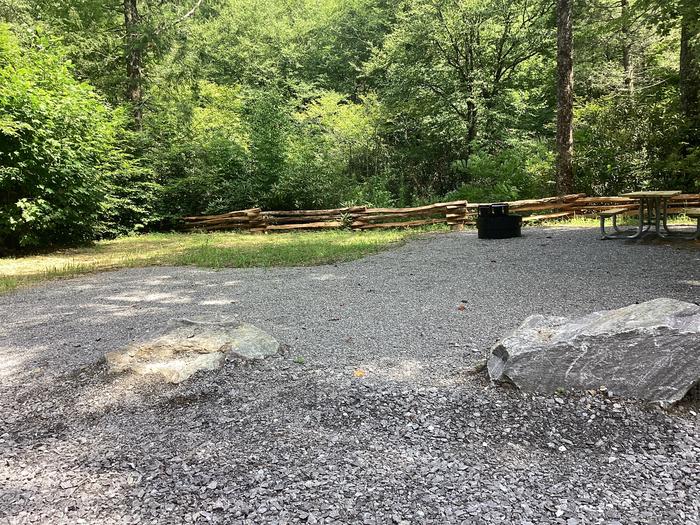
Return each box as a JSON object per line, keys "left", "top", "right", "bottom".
{"left": 181, "top": 193, "right": 700, "bottom": 233}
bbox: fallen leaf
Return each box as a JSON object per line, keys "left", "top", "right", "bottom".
{"left": 457, "top": 304, "right": 466, "bottom": 311}
{"left": 353, "top": 369, "right": 366, "bottom": 378}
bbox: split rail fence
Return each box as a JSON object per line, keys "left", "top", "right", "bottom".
{"left": 182, "top": 193, "right": 700, "bottom": 233}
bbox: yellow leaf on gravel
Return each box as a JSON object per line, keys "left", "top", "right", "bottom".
{"left": 353, "top": 369, "right": 366, "bottom": 378}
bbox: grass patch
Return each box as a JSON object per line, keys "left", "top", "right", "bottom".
{"left": 534, "top": 213, "right": 696, "bottom": 229}
{"left": 2, "top": 215, "right": 694, "bottom": 294}
{"left": 0, "top": 229, "right": 423, "bottom": 294}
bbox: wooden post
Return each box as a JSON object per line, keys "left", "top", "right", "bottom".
{"left": 446, "top": 201, "right": 468, "bottom": 231}
{"left": 249, "top": 209, "right": 267, "bottom": 234}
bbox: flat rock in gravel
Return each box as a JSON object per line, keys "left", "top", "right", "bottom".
{"left": 106, "top": 318, "right": 279, "bottom": 383}
{"left": 488, "top": 298, "right": 700, "bottom": 406}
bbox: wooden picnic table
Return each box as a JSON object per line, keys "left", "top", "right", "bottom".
{"left": 619, "top": 190, "right": 682, "bottom": 239}
{"left": 620, "top": 190, "right": 681, "bottom": 199}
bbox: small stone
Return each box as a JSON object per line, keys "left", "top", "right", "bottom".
{"left": 105, "top": 318, "right": 280, "bottom": 383}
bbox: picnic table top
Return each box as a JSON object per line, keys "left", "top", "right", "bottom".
{"left": 620, "top": 190, "right": 681, "bottom": 198}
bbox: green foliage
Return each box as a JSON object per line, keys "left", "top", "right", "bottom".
{"left": 447, "top": 139, "right": 555, "bottom": 202}
{"left": 148, "top": 81, "right": 251, "bottom": 220}
{"left": 575, "top": 89, "right": 699, "bottom": 195}
{"left": 274, "top": 91, "right": 386, "bottom": 209}
{"left": 101, "top": 152, "right": 161, "bottom": 237}
{"left": 1, "top": 0, "right": 698, "bottom": 252}
{"left": 0, "top": 25, "right": 118, "bottom": 251}
{"left": 574, "top": 97, "right": 654, "bottom": 194}
{"left": 148, "top": 81, "right": 392, "bottom": 217}
{"left": 573, "top": 0, "right": 698, "bottom": 194}
{"left": 367, "top": 0, "right": 553, "bottom": 196}
{"left": 0, "top": 228, "right": 417, "bottom": 293}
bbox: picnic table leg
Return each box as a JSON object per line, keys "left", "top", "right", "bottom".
{"left": 660, "top": 198, "right": 672, "bottom": 236}
{"left": 600, "top": 215, "right": 610, "bottom": 239}
{"left": 612, "top": 213, "right": 624, "bottom": 233}
{"left": 639, "top": 197, "right": 652, "bottom": 231}
{"left": 624, "top": 199, "right": 646, "bottom": 239}
{"left": 653, "top": 197, "right": 662, "bottom": 234}
{"left": 658, "top": 197, "right": 698, "bottom": 239}
{"left": 600, "top": 202, "right": 645, "bottom": 239}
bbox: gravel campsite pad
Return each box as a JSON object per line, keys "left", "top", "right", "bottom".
{"left": 1, "top": 228, "right": 699, "bottom": 524}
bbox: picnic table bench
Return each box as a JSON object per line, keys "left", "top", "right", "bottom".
{"left": 600, "top": 191, "right": 700, "bottom": 240}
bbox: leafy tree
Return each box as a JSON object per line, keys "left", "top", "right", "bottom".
{"left": 1, "top": 0, "right": 212, "bottom": 127}
{"left": 1, "top": 0, "right": 697, "bottom": 250}
{"left": 368, "top": 0, "right": 553, "bottom": 197}
{"left": 0, "top": 24, "right": 134, "bottom": 251}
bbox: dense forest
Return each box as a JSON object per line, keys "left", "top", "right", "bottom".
{"left": 0, "top": 0, "right": 698, "bottom": 251}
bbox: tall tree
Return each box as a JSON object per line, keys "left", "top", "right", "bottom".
{"left": 123, "top": 0, "right": 205, "bottom": 129}
{"left": 620, "top": 0, "right": 634, "bottom": 93}
{"left": 368, "top": 0, "right": 552, "bottom": 193}
{"left": 124, "top": 0, "right": 144, "bottom": 128}
{"left": 679, "top": 0, "right": 699, "bottom": 141}
{"left": 555, "top": 0, "right": 574, "bottom": 194}
{"left": 8, "top": 0, "right": 207, "bottom": 129}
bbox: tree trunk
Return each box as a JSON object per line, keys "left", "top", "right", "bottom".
{"left": 621, "top": 0, "right": 633, "bottom": 93}
{"left": 555, "top": 0, "right": 574, "bottom": 195}
{"left": 124, "top": 0, "right": 143, "bottom": 129}
{"left": 466, "top": 101, "right": 478, "bottom": 154}
{"left": 680, "top": 3, "right": 699, "bottom": 144}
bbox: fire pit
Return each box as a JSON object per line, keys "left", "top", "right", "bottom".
{"left": 477, "top": 203, "right": 522, "bottom": 239}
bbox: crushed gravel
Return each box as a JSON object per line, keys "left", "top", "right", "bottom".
{"left": 1, "top": 227, "right": 699, "bottom": 524}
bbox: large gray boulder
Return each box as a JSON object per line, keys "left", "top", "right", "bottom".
{"left": 488, "top": 298, "right": 700, "bottom": 406}
{"left": 106, "top": 318, "right": 280, "bottom": 383}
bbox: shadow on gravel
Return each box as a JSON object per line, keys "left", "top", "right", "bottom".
{"left": 1, "top": 229, "right": 699, "bottom": 523}
{"left": 2, "top": 350, "right": 699, "bottom": 523}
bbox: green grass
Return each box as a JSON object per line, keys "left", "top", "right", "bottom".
{"left": 0, "top": 229, "right": 426, "bottom": 294}
{"left": 2, "top": 216, "right": 695, "bottom": 294}
{"left": 535, "top": 213, "right": 696, "bottom": 228}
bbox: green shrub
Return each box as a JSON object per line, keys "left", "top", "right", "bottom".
{"left": 446, "top": 139, "right": 555, "bottom": 203}
{"left": 149, "top": 85, "right": 388, "bottom": 216}
{"left": 0, "top": 24, "right": 129, "bottom": 252}
{"left": 574, "top": 93, "right": 700, "bottom": 195}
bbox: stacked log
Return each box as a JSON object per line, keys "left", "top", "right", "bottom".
{"left": 563, "top": 194, "right": 700, "bottom": 218}
{"left": 670, "top": 194, "right": 700, "bottom": 211}
{"left": 182, "top": 208, "right": 264, "bottom": 231}
{"left": 469, "top": 193, "right": 700, "bottom": 222}
{"left": 351, "top": 201, "right": 468, "bottom": 230}
{"left": 503, "top": 193, "right": 584, "bottom": 221}
{"left": 505, "top": 193, "right": 585, "bottom": 211}
{"left": 446, "top": 201, "right": 469, "bottom": 230}
{"left": 462, "top": 194, "right": 585, "bottom": 222}
{"left": 179, "top": 193, "right": 700, "bottom": 232}
{"left": 262, "top": 206, "right": 366, "bottom": 232}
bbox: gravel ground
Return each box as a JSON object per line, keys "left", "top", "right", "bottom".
{"left": 1, "top": 227, "right": 699, "bottom": 524}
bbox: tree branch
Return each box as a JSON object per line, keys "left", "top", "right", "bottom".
{"left": 155, "top": 0, "right": 204, "bottom": 35}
